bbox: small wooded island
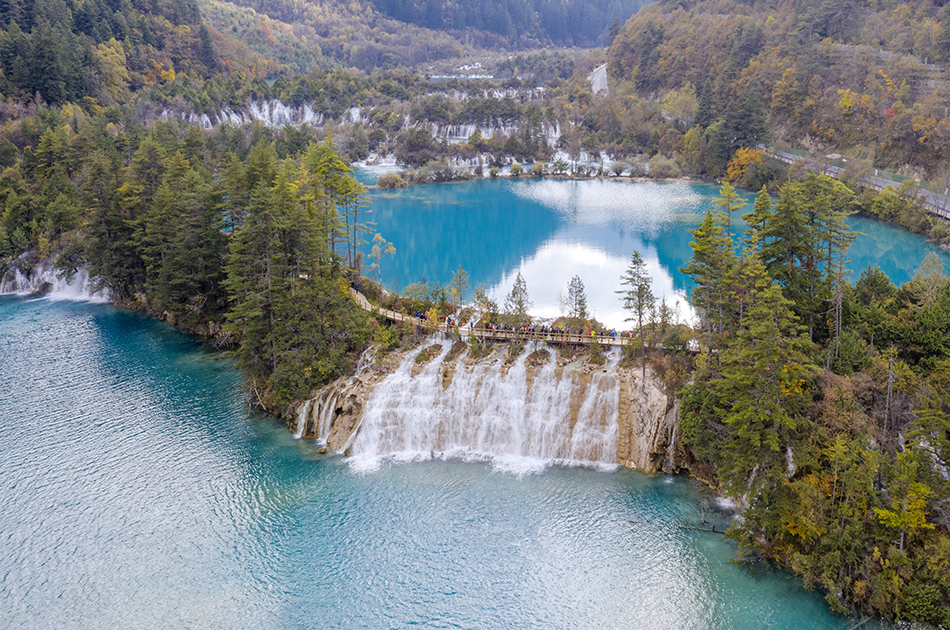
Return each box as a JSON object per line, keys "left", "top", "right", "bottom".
{"left": 2, "top": 0, "right": 950, "bottom": 625}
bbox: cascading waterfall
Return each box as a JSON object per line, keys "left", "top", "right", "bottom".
{"left": 347, "top": 340, "right": 621, "bottom": 474}
{"left": 0, "top": 260, "right": 109, "bottom": 302}
{"left": 296, "top": 346, "right": 377, "bottom": 444}
{"left": 294, "top": 400, "right": 312, "bottom": 439}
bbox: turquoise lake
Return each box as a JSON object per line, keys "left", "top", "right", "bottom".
{"left": 358, "top": 173, "right": 950, "bottom": 328}
{"left": 0, "top": 296, "right": 897, "bottom": 629}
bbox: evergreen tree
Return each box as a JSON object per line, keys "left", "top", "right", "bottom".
{"left": 715, "top": 181, "right": 746, "bottom": 238}
{"left": 607, "top": 17, "right": 622, "bottom": 46}
{"left": 728, "top": 80, "right": 768, "bottom": 149}
{"left": 504, "top": 271, "right": 531, "bottom": 324}
{"left": 197, "top": 24, "right": 216, "bottom": 71}
{"left": 82, "top": 150, "right": 145, "bottom": 300}
{"left": 694, "top": 79, "right": 717, "bottom": 129}
{"left": 298, "top": 138, "right": 361, "bottom": 265}
{"left": 224, "top": 179, "right": 285, "bottom": 382}
{"left": 448, "top": 265, "right": 470, "bottom": 306}
{"left": 743, "top": 186, "right": 773, "bottom": 237}
{"left": 681, "top": 208, "right": 736, "bottom": 363}
{"left": 218, "top": 150, "right": 248, "bottom": 233}
{"left": 566, "top": 274, "right": 588, "bottom": 320}
{"left": 759, "top": 174, "right": 855, "bottom": 342}
{"left": 142, "top": 152, "right": 226, "bottom": 322}
{"left": 618, "top": 250, "right": 655, "bottom": 378}
{"left": 715, "top": 252, "right": 815, "bottom": 496}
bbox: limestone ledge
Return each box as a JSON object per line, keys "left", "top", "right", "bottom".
{"left": 291, "top": 342, "right": 687, "bottom": 474}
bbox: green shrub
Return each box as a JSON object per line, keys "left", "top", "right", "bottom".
{"left": 377, "top": 172, "right": 409, "bottom": 188}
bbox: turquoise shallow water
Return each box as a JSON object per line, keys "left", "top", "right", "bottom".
{"left": 0, "top": 296, "right": 894, "bottom": 629}
{"left": 360, "top": 176, "right": 950, "bottom": 328}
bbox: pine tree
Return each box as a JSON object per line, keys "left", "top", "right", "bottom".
{"left": 694, "top": 79, "right": 717, "bottom": 129}
{"left": 715, "top": 252, "right": 815, "bottom": 496}
{"left": 618, "top": 250, "right": 655, "bottom": 378}
{"left": 504, "top": 272, "right": 531, "bottom": 324}
{"left": 759, "top": 174, "right": 855, "bottom": 342}
{"left": 82, "top": 150, "right": 144, "bottom": 300}
{"left": 197, "top": 24, "right": 216, "bottom": 71}
{"left": 728, "top": 80, "right": 768, "bottom": 149}
{"left": 743, "top": 186, "right": 773, "bottom": 237}
{"left": 298, "top": 138, "right": 357, "bottom": 265}
{"left": 715, "top": 181, "right": 746, "bottom": 238}
{"left": 448, "top": 265, "right": 469, "bottom": 306}
{"left": 218, "top": 150, "right": 247, "bottom": 233}
{"left": 566, "top": 274, "right": 588, "bottom": 320}
{"left": 681, "top": 208, "right": 737, "bottom": 364}
{"left": 607, "top": 17, "right": 622, "bottom": 45}
{"left": 224, "top": 179, "right": 285, "bottom": 381}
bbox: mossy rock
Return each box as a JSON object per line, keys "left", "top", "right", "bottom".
{"left": 414, "top": 344, "right": 443, "bottom": 365}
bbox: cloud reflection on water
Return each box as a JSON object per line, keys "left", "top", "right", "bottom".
{"left": 490, "top": 241, "right": 692, "bottom": 330}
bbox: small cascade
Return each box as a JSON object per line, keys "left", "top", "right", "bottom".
{"left": 294, "top": 388, "right": 342, "bottom": 444}
{"left": 296, "top": 346, "right": 377, "bottom": 443}
{"left": 293, "top": 400, "right": 312, "bottom": 439}
{"left": 0, "top": 266, "right": 31, "bottom": 294}
{"left": 347, "top": 342, "right": 621, "bottom": 474}
{"left": 316, "top": 391, "right": 340, "bottom": 443}
{"left": 0, "top": 260, "right": 110, "bottom": 302}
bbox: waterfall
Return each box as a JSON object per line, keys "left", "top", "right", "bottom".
{"left": 294, "top": 400, "right": 312, "bottom": 439}
{"left": 0, "top": 260, "right": 110, "bottom": 302}
{"left": 296, "top": 346, "right": 377, "bottom": 443}
{"left": 347, "top": 341, "right": 620, "bottom": 474}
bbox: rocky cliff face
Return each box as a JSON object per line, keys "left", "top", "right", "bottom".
{"left": 292, "top": 339, "right": 685, "bottom": 474}
{"left": 617, "top": 372, "right": 682, "bottom": 473}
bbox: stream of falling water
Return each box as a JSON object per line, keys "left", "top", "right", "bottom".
{"left": 347, "top": 340, "right": 621, "bottom": 474}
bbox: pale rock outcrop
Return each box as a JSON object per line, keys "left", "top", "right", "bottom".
{"left": 616, "top": 368, "right": 681, "bottom": 473}
{"left": 292, "top": 342, "right": 685, "bottom": 473}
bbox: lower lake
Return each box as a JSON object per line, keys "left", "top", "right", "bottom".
{"left": 0, "top": 296, "right": 894, "bottom": 628}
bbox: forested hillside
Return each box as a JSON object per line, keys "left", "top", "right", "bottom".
{"left": 677, "top": 180, "right": 950, "bottom": 625}
{"left": 608, "top": 0, "right": 950, "bottom": 181}
{"left": 0, "top": 0, "right": 238, "bottom": 105}
{"left": 203, "top": 0, "right": 645, "bottom": 71}
{"left": 368, "top": 0, "right": 648, "bottom": 47}
{"left": 0, "top": 104, "right": 371, "bottom": 408}
{"left": 203, "top": 0, "right": 468, "bottom": 72}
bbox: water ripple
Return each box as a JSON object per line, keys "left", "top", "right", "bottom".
{"left": 0, "top": 299, "right": 894, "bottom": 630}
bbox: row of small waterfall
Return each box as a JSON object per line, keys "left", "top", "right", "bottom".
{"left": 299, "top": 339, "right": 626, "bottom": 475}
{"left": 163, "top": 99, "right": 561, "bottom": 141}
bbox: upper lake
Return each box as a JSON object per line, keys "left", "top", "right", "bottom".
{"left": 358, "top": 174, "right": 950, "bottom": 328}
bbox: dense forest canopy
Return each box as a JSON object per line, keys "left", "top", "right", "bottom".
{"left": 608, "top": 0, "right": 950, "bottom": 180}
{"left": 0, "top": 0, "right": 226, "bottom": 105}
{"left": 368, "top": 0, "right": 649, "bottom": 47}
{"left": 678, "top": 179, "right": 950, "bottom": 625}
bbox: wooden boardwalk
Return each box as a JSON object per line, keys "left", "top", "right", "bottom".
{"left": 349, "top": 288, "right": 632, "bottom": 347}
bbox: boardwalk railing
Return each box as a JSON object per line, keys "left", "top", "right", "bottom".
{"left": 349, "top": 288, "right": 633, "bottom": 347}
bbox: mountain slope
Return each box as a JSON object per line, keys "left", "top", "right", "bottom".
{"left": 607, "top": 0, "right": 950, "bottom": 178}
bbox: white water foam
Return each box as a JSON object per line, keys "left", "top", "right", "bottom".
{"left": 293, "top": 400, "right": 312, "bottom": 440}
{"left": 0, "top": 261, "right": 110, "bottom": 303}
{"left": 347, "top": 341, "right": 620, "bottom": 475}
